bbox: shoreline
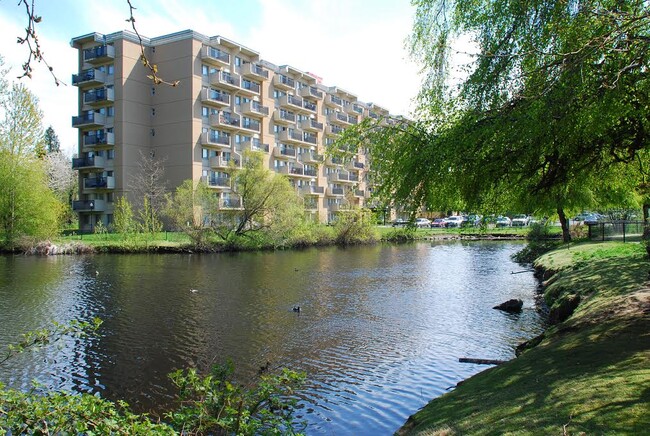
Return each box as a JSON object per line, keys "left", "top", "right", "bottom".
{"left": 396, "top": 241, "right": 649, "bottom": 435}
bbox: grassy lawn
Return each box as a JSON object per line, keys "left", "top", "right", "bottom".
{"left": 398, "top": 242, "right": 650, "bottom": 435}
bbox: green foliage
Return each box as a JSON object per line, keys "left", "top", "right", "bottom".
{"left": 512, "top": 223, "right": 560, "bottom": 264}
{"left": 167, "top": 362, "right": 306, "bottom": 435}
{"left": 333, "top": 208, "right": 378, "bottom": 245}
{"left": 164, "top": 179, "right": 216, "bottom": 248}
{"left": 113, "top": 195, "right": 136, "bottom": 242}
{"left": 138, "top": 197, "right": 163, "bottom": 248}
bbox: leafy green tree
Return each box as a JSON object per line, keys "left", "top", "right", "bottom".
{"left": 0, "top": 82, "right": 60, "bottom": 248}
{"left": 113, "top": 195, "right": 136, "bottom": 240}
{"left": 129, "top": 150, "right": 167, "bottom": 234}
{"left": 164, "top": 179, "right": 217, "bottom": 248}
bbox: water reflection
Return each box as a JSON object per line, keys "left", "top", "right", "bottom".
{"left": 0, "top": 242, "right": 544, "bottom": 435}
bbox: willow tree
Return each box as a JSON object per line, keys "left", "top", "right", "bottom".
{"left": 338, "top": 1, "right": 649, "bottom": 241}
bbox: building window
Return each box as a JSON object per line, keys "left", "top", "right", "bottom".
{"left": 107, "top": 149, "right": 115, "bottom": 159}
{"left": 151, "top": 87, "right": 156, "bottom": 96}
{"left": 202, "top": 148, "right": 209, "bottom": 159}
{"left": 202, "top": 106, "right": 209, "bottom": 118}
{"left": 235, "top": 56, "right": 242, "bottom": 67}
{"left": 202, "top": 64, "right": 209, "bottom": 76}
{"left": 151, "top": 108, "right": 156, "bottom": 116}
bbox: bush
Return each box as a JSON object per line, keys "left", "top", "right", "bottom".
{"left": 512, "top": 223, "right": 560, "bottom": 264}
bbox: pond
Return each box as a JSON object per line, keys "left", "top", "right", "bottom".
{"left": 0, "top": 241, "right": 545, "bottom": 435}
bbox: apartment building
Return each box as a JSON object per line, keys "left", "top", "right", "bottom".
{"left": 70, "top": 29, "right": 393, "bottom": 232}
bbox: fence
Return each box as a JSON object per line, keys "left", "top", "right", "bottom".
{"left": 586, "top": 221, "right": 645, "bottom": 242}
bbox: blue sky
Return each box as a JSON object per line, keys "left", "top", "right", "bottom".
{"left": 0, "top": 0, "right": 422, "bottom": 154}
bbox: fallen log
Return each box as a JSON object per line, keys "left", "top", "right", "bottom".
{"left": 459, "top": 357, "right": 508, "bottom": 365}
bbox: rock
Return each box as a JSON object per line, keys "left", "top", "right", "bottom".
{"left": 493, "top": 298, "right": 523, "bottom": 313}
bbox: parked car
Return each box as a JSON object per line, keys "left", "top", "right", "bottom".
{"left": 415, "top": 218, "right": 431, "bottom": 228}
{"left": 495, "top": 216, "right": 512, "bottom": 227}
{"left": 466, "top": 214, "right": 483, "bottom": 227}
{"left": 392, "top": 219, "right": 409, "bottom": 227}
{"left": 444, "top": 216, "right": 466, "bottom": 228}
{"left": 431, "top": 218, "right": 447, "bottom": 228}
{"left": 583, "top": 213, "right": 604, "bottom": 225}
{"left": 511, "top": 214, "right": 530, "bottom": 227}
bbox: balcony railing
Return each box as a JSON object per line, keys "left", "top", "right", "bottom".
{"left": 299, "top": 151, "right": 323, "bottom": 163}
{"left": 241, "top": 119, "right": 261, "bottom": 132}
{"left": 348, "top": 115, "right": 359, "bottom": 125}
{"left": 202, "top": 88, "right": 231, "bottom": 106}
{"left": 279, "top": 94, "right": 303, "bottom": 110}
{"left": 274, "top": 74, "right": 295, "bottom": 89}
{"left": 303, "top": 100, "right": 317, "bottom": 112}
{"left": 300, "top": 86, "right": 323, "bottom": 99}
{"left": 72, "top": 155, "right": 105, "bottom": 170}
{"left": 72, "top": 68, "right": 106, "bottom": 87}
{"left": 83, "top": 132, "right": 115, "bottom": 147}
{"left": 303, "top": 133, "right": 317, "bottom": 144}
{"left": 212, "top": 71, "right": 241, "bottom": 89}
{"left": 83, "top": 176, "right": 115, "bottom": 190}
{"left": 326, "top": 125, "right": 344, "bottom": 136}
{"left": 238, "top": 138, "right": 269, "bottom": 153}
{"left": 300, "top": 185, "right": 325, "bottom": 195}
{"left": 72, "top": 112, "right": 105, "bottom": 128}
{"left": 203, "top": 176, "right": 231, "bottom": 188}
{"left": 220, "top": 198, "right": 242, "bottom": 208}
{"left": 300, "top": 118, "right": 323, "bottom": 131}
{"left": 326, "top": 94, "right": 342, "bottom": 106}
{"left": 274, "top": 146, "right": 297, "bottom": 158}
{"left": 210, "top": 112, "right": 241, "bottom": 130}
{"left": 326, "top": 187, "right": 345, "bottom": 196}
{"left": 328, "top": 112, "right": 350, "bottom": 125}
{"left": 83, "top": 87, "right": 114, "bottom": 106}
{"left": 73, "top": 199, "right": 106, "bottom": 212}
{"left": 241, "top": 63, "right": 269, "bottom": 80}
{"left": 273, "top": 109, "right": 296, "bottom": 123}
{"left": 201, "top": 131, "right": 231, "bottom": 147}
{"left": 240, "top": 80, "right": 261, "bottom": 94}
{"left": 202, "top": 46, "right": 230, "bottom": 66}
{"left": 83, "top": 45, "right": 114, "bottom": 63}
{"left": 241, "top": 100, "right": 269, "bottom": 116}
{"left": 210, "top": 156, "right": 240, "bottom": 169}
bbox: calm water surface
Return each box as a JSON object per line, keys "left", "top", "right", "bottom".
{"left": 0, "top": 241, "right": 544, "bottom": 435}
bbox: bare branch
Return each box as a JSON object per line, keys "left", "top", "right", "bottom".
{"left": 16, "top": 0, "right": 65, "bottom": 85}
{"left": 125, "top": 0, "right": 180, "bottom": 87}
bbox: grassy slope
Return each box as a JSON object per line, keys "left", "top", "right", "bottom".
{"left": 398, "top": 242, "right": 650, "bottom": 435}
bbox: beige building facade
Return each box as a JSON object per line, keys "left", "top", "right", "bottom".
{"left": 71, "top": 30, "right": 393, "bottom": 232}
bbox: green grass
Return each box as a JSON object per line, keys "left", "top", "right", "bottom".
{"left": 399, "top": 241, "right": 650, "bottom": 435}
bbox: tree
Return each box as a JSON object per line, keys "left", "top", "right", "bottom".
{"left": 44, "top": 150, "right": 76, "bottom": 226}
{"left": 164, "top": 179, "right": 217, "bottom": 248}
{"left": 224, "top": 151, "right": 303, "bottom": 239}
{"left": 44, "top": 125, "right": 60, "bottom": 153}
{"left": 338, "top": 1, "right": 649, "bottom": 242}
{"left": 129, "top": 150, "right": 167, "bottom": 234}
{"left": 0, "top": 81, "right": 60, "bottom": 248}
{"left": 113, "top": 195, "right": 136, "bottom": 240}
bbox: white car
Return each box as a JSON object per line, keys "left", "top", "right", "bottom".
{"left": 415, "top": 218, "right": 431, "bottom": 228}
{"left": 495, "top": 216, "right": 512, "bottom": 227}
{"left": 444, "top": 216, "right": 466, "bottom": 228}
{"left": 511, "top": 214, "right": 530, "bottom": 226}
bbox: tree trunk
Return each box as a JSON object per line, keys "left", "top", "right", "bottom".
{"left": 643, "top": 203, "right": 649, "bottom": 223}
{"left": 557, "top": 207, "right": 571, "bottom": 243}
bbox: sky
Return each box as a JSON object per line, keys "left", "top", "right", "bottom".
{"left": 0, "top": 0, "right": 423, "bottom": 156}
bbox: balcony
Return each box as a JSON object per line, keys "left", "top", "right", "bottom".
{"left": 202, "top": 175, "right": 231, "bottom": 189}
{"left": 238, "top": 80, "right": 261, "bottom": 96}
{"left": 278, "top": 166, "right": 313, "bottom": 178}
{"left": 368, "top": 111, "right": 379, "bottom": 120}
{"left": 300, "top": 118, "right": 323, "bottom": 132}
{"left": 328, "top": 112, "right": 351, "bottom": 125}
{"left": 273, "top": 146, "right": 297, "bottom": 159}
{"left": 328, "top": 171, "right": 359, "bottom": 183}
{"left": 241, "top": 100, "right": 269, "bottom": 117}
{"left": 238, "top": 138, "right": 269, "bottom": 153}
{"left": 83, "top": 132, "right": 115, "bottom": 148}
{"left": 201, "top": 88, "right": 230, "bottom": 107}
{"left": 241, "top": 63, "right": 269, "bottom": 80}
{"left": 300, "top": 185, "right": 325, "bottom": 196}
{"left": 273, "top": 74, "right": 295, "bottom": 91}
{"left": 273, "top": 109, "right": 296, "bottom": 124}
{"left": 279, "top": 94, "right": 304, "bottom": 111}
{"left": 240, "top": 118, "right": 261, "bottom": 133}
{"left": 73, "top": 199, "right": 106, "bottom": 212}
{"left": 202, "top": 46, "right": 230, "bottom": 67}
{"left": 325, "top": 94, "right": 342, "bottom": 107}
{"left": 83, "top": 176, "right": 115, "bottom": 190}
{"left": 347, "top": 114, "right": 359, "bottom": 125}
{"left": 302, "top": 100, "right": 317, "bottom": 112}
{"left": 220, "top": 197, "right": 242, "bottom": 209}
{"left": 72, "top": 112, "right": 105, "bottom": 128}
{"left": 210, "top": 156, "right": 240, "bottom": 169}
{"left": 83, "top": 87, "right": 114, "bottom": 107}
{"left": 201, "top": 131, "right": 232, "bottom": 148}
{"left": 72, "top": 155, "right": 105, "bottom": 170}
{"left": 325, "top": 155, "right": 344, "bottom": 166}
{"left": 346, "top": 104, "right": 365, "bottom": 116}
{"left": 300, "top": 86, "right": 323, "bottom": 99}
{"left": 279, "top": 129, "right": 310, "bottom": 146}
{"left": 299, "top": 151, "right": 323, "bottom": 164}
{"left": 346, "top": 160, "right": 365, "bottom": 171}
{"left": 83, "top": 45, "right": 115, "bottom": 64}
{"left": 211, "top": 71, "right": 241, "bottom": 90}
{"left": 72, "top": 68, "right": 106, "bottom": 87}
{"left": 326, "top": 187, "right": 345, "bottom": 196}
{"left": 210, "top": 112, "right": 241, "bottom": 130}
{"left": 326, "top": 124, "right": 344, "bottom": 136}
